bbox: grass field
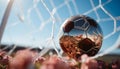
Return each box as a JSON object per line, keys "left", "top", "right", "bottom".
{"left": 97, "top": 54, "right": 120, "bottom": 63}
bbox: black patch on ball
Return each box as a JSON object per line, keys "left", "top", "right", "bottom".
{"left": 78, "top": 38, "right": 95, "bottom": 52}
{"left": 63, "top": 21, "right": 74, "bottom": 33}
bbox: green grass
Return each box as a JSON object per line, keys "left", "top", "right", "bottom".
{"left": 96, "top": 54, "right": 120, "bottom": 63}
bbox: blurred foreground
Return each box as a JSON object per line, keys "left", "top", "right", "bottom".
{"left": 0, "top": 44, "right": 120, "bottom": 69}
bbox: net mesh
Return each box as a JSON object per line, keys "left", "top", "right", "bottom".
{"left": 0, "top": 0, "right": 120, "bottom": 57}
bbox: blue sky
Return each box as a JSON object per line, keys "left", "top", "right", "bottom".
{"left": 0, "top": 0, "right": 120, "bottom": 54}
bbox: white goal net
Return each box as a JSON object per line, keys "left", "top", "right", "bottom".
{"left": 0, "top": 0, "right": 120, "bottom": 57}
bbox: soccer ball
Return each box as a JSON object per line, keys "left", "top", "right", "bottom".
{"left": 59, "top": 15, "right": 103, "bottom": 60}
